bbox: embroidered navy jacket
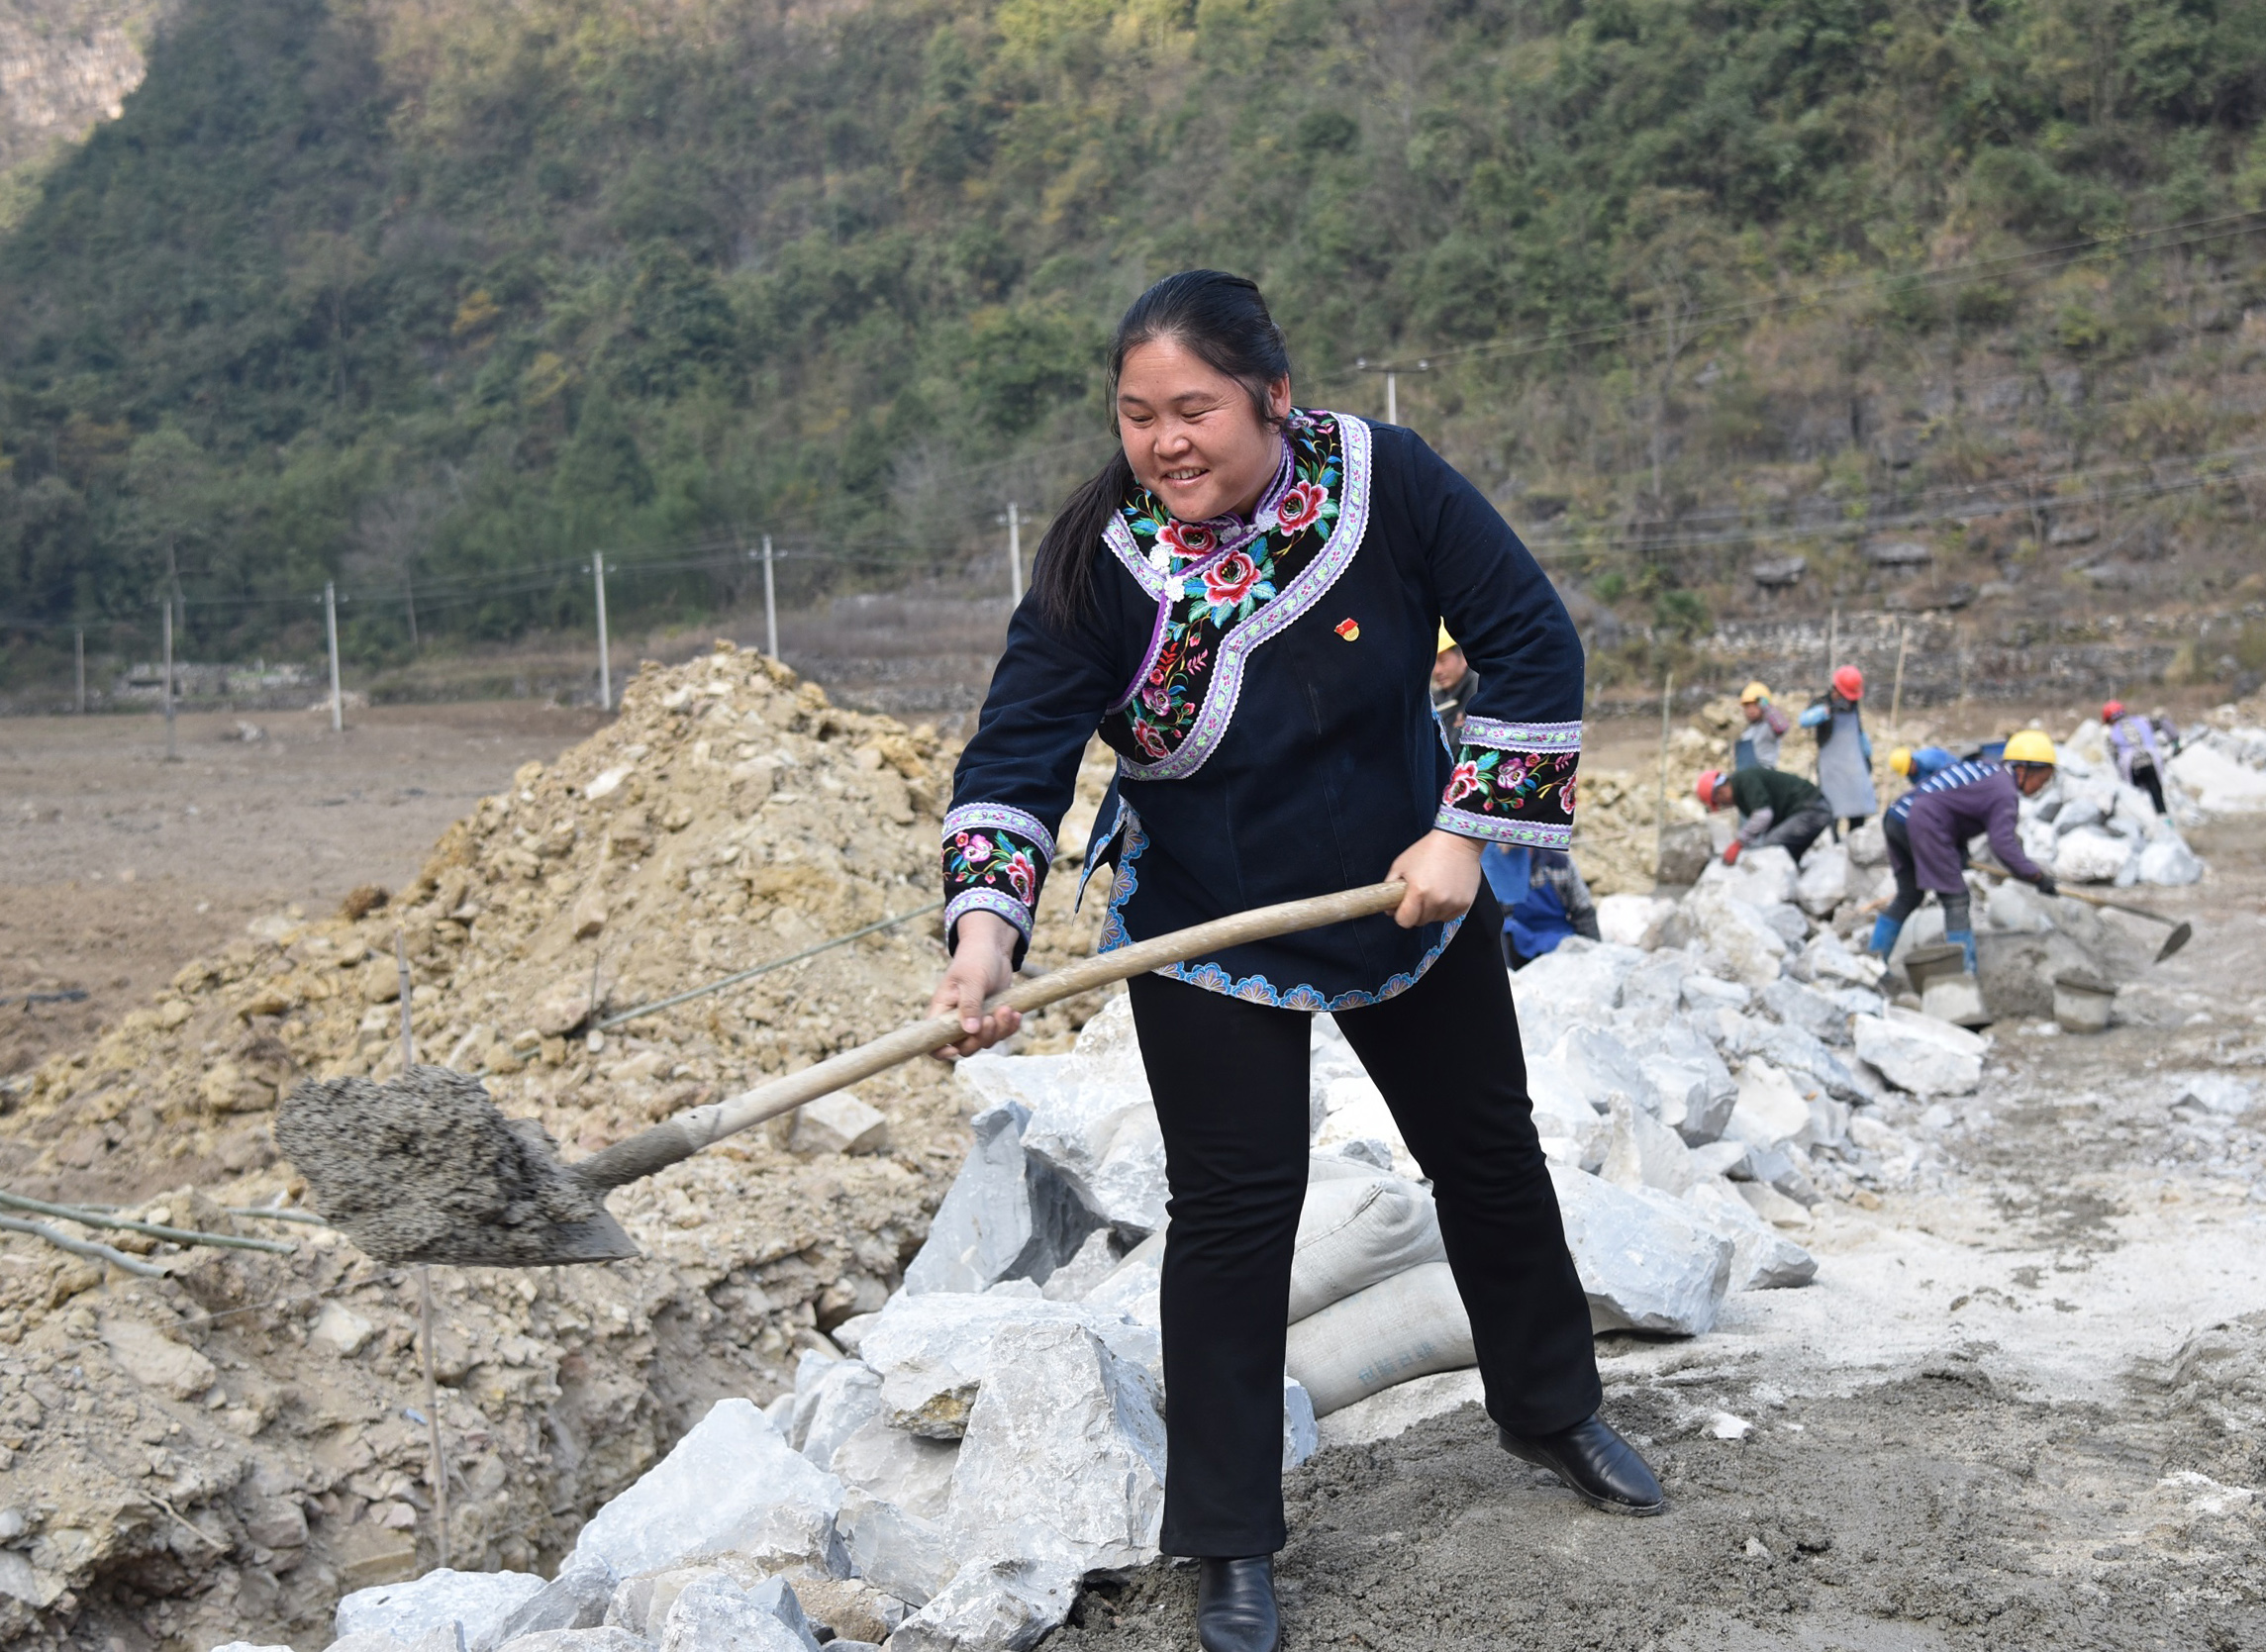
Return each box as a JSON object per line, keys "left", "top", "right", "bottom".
{"left": 941, "top": 413, "right": 1584, "bottom": 1011}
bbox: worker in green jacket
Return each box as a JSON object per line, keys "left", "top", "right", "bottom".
{"left": 1697, "top": 766, "right": 1834, "bottom": 865}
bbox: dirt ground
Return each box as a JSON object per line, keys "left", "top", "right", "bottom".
{"left": 0, "top": 703, "right": 605, "bottom": 1079}
{"left": 1054, "top": 810, "right": 2266, "bottom": 1652}
{"left": 4, "top": 684, "right": 2263, "bottom": 1652}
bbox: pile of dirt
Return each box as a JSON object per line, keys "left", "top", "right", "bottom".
{"left": 0, "top": 642, "right": 1113, "bottom": 1652}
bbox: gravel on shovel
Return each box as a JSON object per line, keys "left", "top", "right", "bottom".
{"left": 278, "top": 1065, "right": 608, "bottom": 1264}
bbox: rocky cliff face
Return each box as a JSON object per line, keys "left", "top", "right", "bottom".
{"left": 0, "top": 0, "right": 173, "bottom": 223}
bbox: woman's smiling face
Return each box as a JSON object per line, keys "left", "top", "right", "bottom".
{"left": 1116, "top": 337, "right": 1291, "bottom": 525}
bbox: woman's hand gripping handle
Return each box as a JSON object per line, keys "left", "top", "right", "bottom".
{"left": 928, "top": 910, "right": 1024, "bottom": 1058}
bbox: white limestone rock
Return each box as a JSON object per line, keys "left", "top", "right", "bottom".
{"left": 1802, "top": 928, "right": 1886, "bottom": 988}
{"left": 829, "top": 1418, "right": 958, "bottom": 1520}
{"left": 797, "top": 1359, "right": 883, "bottom": 1471}
{"left": 566, "top": 1399, "right": 844, "bottom": 1585}
{"left": 1016, "top": 996, "right": 1170, "bottom": 1237}
{"left": 1038, "top": 1227, "right": 1125, "bottom": 1302}
{"left": 944, "top": 1320, "right": 1167, "bottom": 1574}
{"left": 336, "top": 1571, "right": 547, "bottom": 1652}
{"left": 837, "top": 1490, "right": 960, "bottom": 1607}
{"left": 1081, "top": 1230, "right": 1163, "bottom": 1327}
{"left": 1683, "top": 880, "right": 1790, "bottom": 987}
{"left": 2053, "top": 826, "right": 2132, "bottom": 884}
{"left": 1618, "top": 950, "right": 1695, "bottom": 1015}
{"left": 858, "top": 1292, "right": 1160, "bottom": 1439}
{"left": 1283, "top": 1374, "right": 1320, "bottom": 1468}
{"left": 2173, "top": 1073, "right": 2257, "bottom": 1116}
{"left": 1705, "top": 844, "right": 1800, "bottom": 907}
{"left": 903, "top": 1100, "right": 1097, "bottom": 1296}
{"left": 1761, "top": 978, "right": 1849, "bottom": 1046}
{"left": 1794, "top": 841, "right": 1850, "bottom": 916}
{"left": 884, "top": 1552, "right": 1083, "bottom": 1652}
{"left": 1549, "top": 1025, "right": 1658, "bottom": 1113}
{"left": 1727, "top": 1059, "right": 1811, "bottom": 1147}
{"left": 1596, "top": 894, "right": 1675, "bottom": 949}
{"left": 1527, "top": 1053, "right": 1609, "bottom": 1168}
{"left": 1851, "top": 1007, "right": 1986, "bottom": 1097}
{"left": 789, "top": 1091, "right": 889, "bottom": 1156}
{"left": 2137, "top": 836, "right": 2204, "bottom": 885}
{"left": 656, "top": 1574, "right": 820, "bottom": 1652}
{"left": 1846, "top": 818, "right": 1888, "bottom": 866}
{"left": 1548, "top": 1164, "right": 1733, "bottom": 1336}
{"left": 1753, "top": 1021, "right": 1863, "bottom": 1105}
{"left": 1681, "top": 972, "right": 1753, "bottom": 1013}
{"left": 1681, "top": 1178, "right": 1818, "bottom": 1290}
{"left": 1507, "top": 938, "right": 1648, "bottom": 1015}
{"left": 497, "top": 1631, "right": 649, "bottom": 1652}
{"left": 489, "top": 1556, "right": 616, "bottom": 1645}
{"left": 1596, "top": 1095, "right": 1699, "bottom": 1195}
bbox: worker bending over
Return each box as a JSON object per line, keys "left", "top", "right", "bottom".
{"left": 1734, "top": 681, "right": 1791, "bottom": 771}
{"left": 1698, "top": 765, "right": 1834, "bottom": 865}
{"left": 1866, "top": 731, "right": 2059, "bottom": 971}
{"left": 2102, "top": 700, "right": 2174, "bottom": 816}
{"left": 1888, "top": 744, "right": 1956, "bottom": 786}
{"left": 1481, "top": 843, "right": 1601, "bottom": 968}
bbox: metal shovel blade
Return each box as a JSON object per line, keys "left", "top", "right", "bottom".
{"left": 278, "top": 1068, "right": 643, "bottom": 1270}
{"left": 2155, "top": 922, "right": 2193, "bottom": 963}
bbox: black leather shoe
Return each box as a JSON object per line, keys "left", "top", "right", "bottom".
{"left": 1197, "top": 1555, "right": 1280, "bottom": 1652}
{"left": 1498, "top": 1413, "right": 1666, "bottom": 1515}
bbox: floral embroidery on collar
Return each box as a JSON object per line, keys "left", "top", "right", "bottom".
{"left": 1102, "top": 411, "right": 1370, "bottom": 779}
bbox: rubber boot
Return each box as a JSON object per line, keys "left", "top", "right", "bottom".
{"left": 1946, "top": 928, "right": 1978, "bottom": 975}
{"left": 1866, "top": 914, "right": 1902, "bottom": 957}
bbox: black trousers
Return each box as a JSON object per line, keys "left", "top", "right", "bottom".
{"left": 1882, "top": 813, "right": 1970, "bottom": 930}
{"left": 2131, "top": 760, "right": 2166, "bottom": 816}
{"left": 1125, "top": 883, "right": 1602, "bottom": 1558}
{"left": 1755, "top": 799, "right": 1834, "bottom": 863}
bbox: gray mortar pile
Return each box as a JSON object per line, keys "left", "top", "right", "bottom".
{"left": 278, "top": 1065, "right": 603, "bottom": 1263}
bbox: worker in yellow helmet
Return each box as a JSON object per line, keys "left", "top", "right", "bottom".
{"left": 1888, "top": 744, "right": 1956, "bottom": 784}
{"left": 1733, "top": 680, "right": 1790, "bottom": 771}
{"left": 1431, "top": 622, "right": 1476, "bottom": 743}
{"left": 1867, "top": 729, "right": 2059, "bottom": 972}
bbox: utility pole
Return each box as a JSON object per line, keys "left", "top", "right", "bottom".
{"left": 74, "top": 629, "right": 85, "bottom": 715}
{"left": 1352, "top": 357, "right": 1429, "bottom": 427}
{"left": 1006, "top": 503, "right": 1024, "bottom": 605}
{"left": 325, "top": 580, "right": 344, "bottom": 732}
{"left": 592, "top": 551, "right": 612, "bottom": 713}
{"left": 761, "top": 534, "right": 779, "bottom": 662}
{"left": 1653, "top": 669, "right": 1674, "bottom": 880}
{"left": 160, "top": 600, "right": 177, "bottom": 760}
{"left": 1890, "top": 622, "right": 1909, "bottom": 732}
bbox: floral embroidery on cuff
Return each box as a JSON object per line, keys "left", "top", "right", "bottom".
{"left": 941, "top": 805, "right": 1052, "bottom": 944}
{"left": 1436, "top": 726, "right": 1580, "bottom": 849}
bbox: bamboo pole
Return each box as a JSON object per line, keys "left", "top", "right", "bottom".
{"left": 1653, "top": 669, "right": 1674, "bottom": 878}
{"left": 0, "top": 1190, "right": 295, "bottom": 1254}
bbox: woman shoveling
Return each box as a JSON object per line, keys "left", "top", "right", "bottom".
{"left": 926, "top": 271, "right": 1660, "bottom": 1652}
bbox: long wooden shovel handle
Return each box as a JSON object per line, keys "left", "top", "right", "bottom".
{"left": 1971, "top": 863, "right": 2175, "bottom": 926}
{"left": 566, "top": 879, "right": 1409, "bottom": 1192}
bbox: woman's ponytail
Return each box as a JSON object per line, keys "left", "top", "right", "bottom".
{"left": 1033, "top": 447, "right": 1136, "bottom": 633}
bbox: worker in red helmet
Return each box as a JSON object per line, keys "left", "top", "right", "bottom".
{"left": 1698, "top": 765, "right": 1833, "bottom": 866}
{"left": 2101, "top": 698, "right": 2176, "bottom": 816}
{"left": 1799, "top": 663, "right": 1877, "bottom": 834}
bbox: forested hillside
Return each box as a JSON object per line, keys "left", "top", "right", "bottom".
{"left": 3, "top": 0, "right": 2266, "bottom": 680}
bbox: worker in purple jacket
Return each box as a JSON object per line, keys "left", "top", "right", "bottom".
{"left": 1866, "top": 730, "right": 2059, "bottom": 972}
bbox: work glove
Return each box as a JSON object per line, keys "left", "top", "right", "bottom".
{"left": 1722, "top": 840, "right": 1743, "bottom": 865}
{"left": 2031, "top": 873, "right": 2057, "bottom": 898}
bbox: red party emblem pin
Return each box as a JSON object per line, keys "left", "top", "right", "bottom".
{"left": 1333, "top": 618, "right": 1360, "bottom": 640}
